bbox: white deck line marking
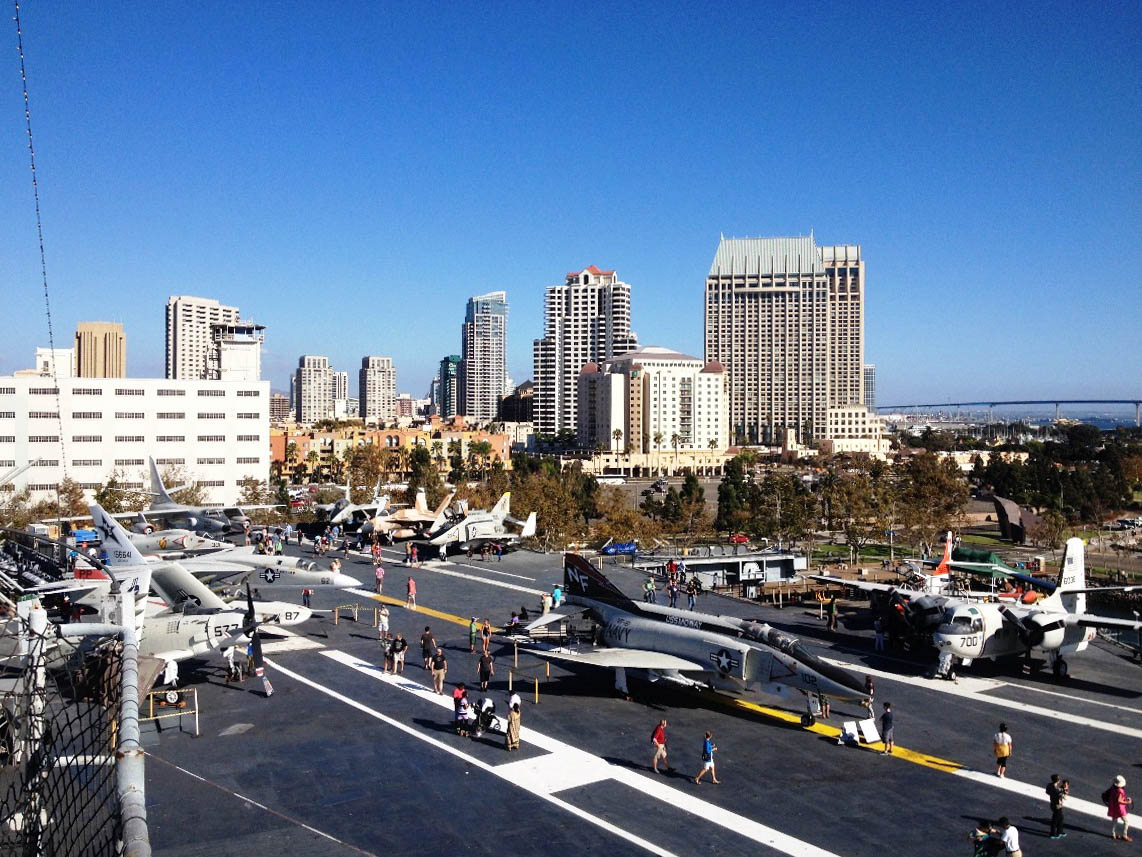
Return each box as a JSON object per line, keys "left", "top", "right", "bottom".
{"left": 495, "top": 751, "right": 612, "bottom": 794}
{"left": 350, "top": 559, "right": 547, "bottom": 597}
{"left": 982, "top": 678, "right": 1142, "bottom": 716}
{"left": 823, "top": 657, "right": 1142, "bottom": 740}
{"left": 265, "top": 657, "right": 683, "bottom": 857}
{"left": 378, "top": 546, "right": 539, "bottom": 581}
{"left": 315, "top": 648, "right": 847, "bottom": 857}
{"left": 952, "top": 769, "right": 1142, "bottom": 827}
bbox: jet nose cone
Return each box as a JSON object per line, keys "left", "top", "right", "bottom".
{"left": 334, "top": 574, "right": 361, "bottom": 587}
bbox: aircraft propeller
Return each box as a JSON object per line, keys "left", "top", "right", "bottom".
{"left": 243, "top": 582, "right": 274, "bottom": 698}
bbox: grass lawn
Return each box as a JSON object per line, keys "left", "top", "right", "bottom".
{"left": 960, "top": 533, "right": 1005, "bottom": 546}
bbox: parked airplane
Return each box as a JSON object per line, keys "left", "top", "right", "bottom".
{"left": 128, "top": 523, "right": 230, "bottom": 557}
{"left": 422, "top": 493, "right": 536, "bottom": 555}
{"left": 361, "top": 489, "right": 454, "bottom": 540}
{"left": 318, "top": 478, "right": 389, "bottom": 528}
{"left": 813, "top": 537, "right": 1139, "bottom": 678}
{"left": 521, "top": 554, "right": 868, "bottom": 724}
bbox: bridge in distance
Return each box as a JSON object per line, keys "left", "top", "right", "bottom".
{"left": 876, "top": 398, "right": 1142, "bottom": 426}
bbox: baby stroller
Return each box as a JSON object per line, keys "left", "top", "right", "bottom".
{"left": 471, "top": 697, "right": 505, "bottom": 737}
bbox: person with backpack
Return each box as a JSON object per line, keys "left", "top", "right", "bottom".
{"left": 1105, "top": 775, "right": 1133, "bottom": 841}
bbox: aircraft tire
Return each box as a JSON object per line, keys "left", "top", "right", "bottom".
{"left": 1053, "top": 658, "right": 1068, "bottom": 679}
{"left": 800, "top": 713, "right": 815, "bottom": 728}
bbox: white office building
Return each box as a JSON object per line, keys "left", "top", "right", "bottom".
{"left": 459, "top": 291, "right": 508, "bottom": 421}
{"left": 205, "top": 321, "right": 264, "bottom": 382}
{"left": 294, "top": 355, "right": 333, "bottom": 424}
{"left": 359, "top": 356, "right": 397, "bottom": 424}
{"left": 166, "top": 296, "right": 242, "bottom": 380}
{"left": 577, "top": 346, "right": 728, "bottom": 454}
{"left": 15, "top": 347, "right": 76, "bottom": 379}
{"left": 0, "top": 375, "right": 269, "bottom": 504}
{"left": 533, "top": 266, "right": 638, "bottom": 437}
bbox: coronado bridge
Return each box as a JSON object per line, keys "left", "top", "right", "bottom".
{"left": 875, "top": 399, "right": 1142, "bottom": 426}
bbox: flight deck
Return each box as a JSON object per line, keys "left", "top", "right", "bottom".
{"left": 143, "top": 542, "right": 1142, "bottom": 856}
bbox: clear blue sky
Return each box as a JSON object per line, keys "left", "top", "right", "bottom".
{"left": 1, "top": 1, "right": 1139, "bottom": 403}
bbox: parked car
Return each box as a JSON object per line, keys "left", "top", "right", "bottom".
{"left": 729, "top": 533, "right": 749, "bottom": 545}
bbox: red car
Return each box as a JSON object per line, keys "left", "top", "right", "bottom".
{"left": 729, "top": 533, "right": 749, "bottom": 545}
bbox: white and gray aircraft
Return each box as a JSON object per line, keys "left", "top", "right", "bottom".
{"left": 423, "top": 492, "right": 536, "bottom": 555}
{"left": 361, "top": 489, "right": 455, "bottom": 541}
{"left": 325, "top": 478, "right": 389, "bottom": 528}
{"left": 128, "top": 521, "right": 231, "bottom": 557}
{"left": 812, "top": 537, "right": 1139, "bottom": 678}
{"left": 522, "top": 555, "right": 869, "bottom": 725}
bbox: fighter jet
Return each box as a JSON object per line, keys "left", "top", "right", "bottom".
{"left": 325, "top": 478, "right": 389, "bottom": 528}
{"left": 521, "top": 555, "right": 868, "bottom": 725}
{"left": 128, "top": 523, "right": 231, "bottom": 557}
{"left": 422, "top": 492, "right": 536, "bottom": 555}
{"left": 361, "top": 489, "right": 455, "bottom": 541}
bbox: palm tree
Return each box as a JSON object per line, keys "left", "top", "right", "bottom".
{"left": 612, "top": 428, "right": 623, "bottom": 451}
{"left": 305, "top": 450, "right": 319, "bottom": 484}
{"left": 653, "top": 432, "right": 664, "bottom": 476}
{"left": 670, "top": 432, "right": 681, "bottom": 466}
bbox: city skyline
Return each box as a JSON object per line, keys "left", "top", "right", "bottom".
{"left": 0, "top": 4, "right": 1139, "bottom": 402}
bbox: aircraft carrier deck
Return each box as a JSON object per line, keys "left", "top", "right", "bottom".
{"left": 143, "top": 542, "right": 1142, "bottom": 856}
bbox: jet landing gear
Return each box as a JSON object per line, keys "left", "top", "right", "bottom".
{"left": 800, "top": 693, "right": 821, "bottom": 728}
{"left": 933, "top": 651, "right": 958, "bottom": 682}
{"left": 1048, "top": 652, "right": 1069, "bottom": 680}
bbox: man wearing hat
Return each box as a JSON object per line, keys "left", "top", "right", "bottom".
{"left": 1108, "top": 775, "right": 1134, "bottom": 841}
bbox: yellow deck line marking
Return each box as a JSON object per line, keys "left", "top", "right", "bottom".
{"left": 344, "top": 588, "right": 500, "bottom": 632}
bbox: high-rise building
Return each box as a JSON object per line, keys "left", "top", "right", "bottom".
{"left": 166, "top": 297, "right": 240, "bottom": 379}
{"left": 497, "top": 381, "right": 533, "bottom": 422}
{"left": 75, "top": 322, "right": 126, "bottom": 378}
{"left": 269, "top": 393, "right": 291, "bottom": 423}
{"left": 704, "top": 236, "right": 864, "bottom": 444}
{"left": 294, "top": 355, "right": 333, "bottom": 424}
{"left": 359, "top": 356, "right": 397, "bottom": 424}
{"left": 437, "top": 355, "right": 461, "bottom": 419}
{"left": 396, "top": 394, "right": 414, "bottom": 418}
{"left": 577, "top": 346, "right": 728, "bottom": 454}
{"left": 332, "top": 371, "right": 348, "bottom": 402}
{"left": 533, "top": 266, "right": 638, "bottom": 438}
{"left": 459, "top": 291, "right": 508, "bottom": 421}
{"left": 205, "top": 321, "right": 263, "bottom": 382}
{"left": 863, "top": 363, "right": 876, "bottom": 413}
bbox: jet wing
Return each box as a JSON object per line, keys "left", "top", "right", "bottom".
{"left": 1067, "top": 613, "right": 1142, "bottom": 631}
{"left": 527, "top": 646, "right": 708, "bottom": 672}
{"left": 806, "top": 573, "right": 921, "bottom": 599}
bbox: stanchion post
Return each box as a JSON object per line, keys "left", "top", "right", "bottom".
{"left": 533, "top": 677, "right": 539, "bottom": 705}
{"left": 508, "top": 669, "right": 513, "bottom": 692}
{"left": 514, "top": 641, "right": 518, "bottom": 668}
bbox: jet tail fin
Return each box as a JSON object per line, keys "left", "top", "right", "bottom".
{"left": 564, "top": 554, "right": 636, "bottom": 608}
{"left": 91, "top": 504, "right": 147, "bottom": 567}
{"left": 432, "top": 491, "right": 456, "bottom": 519}
{"left": 1051, "top": 537, "right": 1087, "bottom": 615}
{"left": 932, "top": 532, "right": 953, "bottom": 576}
{"left": 148, "top": 457, "right": 176, "bottom": 506}
{"left": 491, "top": 492, "right": 510, "bottom": 521}
{"left": 413, "top": 488, "right": 428, "bottom": 516}
{"left": 520, "top": 511, "right": 537, "bottom": 539}
{"left": 372, "top": 477, "right": 383, "bottom": 504}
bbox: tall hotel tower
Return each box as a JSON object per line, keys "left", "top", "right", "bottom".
{"left": 704, "top": 236, "right": 864, "bottom": 444}
{"left": 533, "top": 266, "right": 638, "bottom": 437}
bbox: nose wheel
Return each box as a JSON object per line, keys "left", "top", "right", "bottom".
{"left": 1051, "top": 656, "right": 1068, "bottom": 679}
{"left": 800, "top": 713, "right": 816, "bottom": 728}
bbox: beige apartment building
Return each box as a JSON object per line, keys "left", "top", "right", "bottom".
{"left": 74, "top": 321, "right": 126, "bottom": 377}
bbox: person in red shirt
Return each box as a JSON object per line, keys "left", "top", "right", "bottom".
{"left": 651, "top": 718, "right": 669, "bottom": 773}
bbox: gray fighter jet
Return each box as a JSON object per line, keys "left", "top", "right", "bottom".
{"left": 522, "top": 555, "right": 868, "bottom": 724}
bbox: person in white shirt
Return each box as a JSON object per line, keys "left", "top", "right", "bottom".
{"left": 993, "top": 723, "right": 1013, "bottom": 777}
{"left": 992, "top": 817, "right": 1021, "bottom": 857}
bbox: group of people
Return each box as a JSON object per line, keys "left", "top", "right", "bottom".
{"left": 643, "top": 563, "right": 703, "bottom": 610}
{"left": 452, "top": 682, "right": 522, "bottom": 749}
{"left": 650, "top": 719, "right": 720, "bottom": 785}
{"left": 986, "top": 721, "right": 1134, "bottom": 843}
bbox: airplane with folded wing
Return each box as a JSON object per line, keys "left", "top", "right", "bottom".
{"left": 422, "top": 492, "right": 536, "bottom": 555}
{"left": 360, "top": 488, "right": 455, "bottom": 540}
{"left": 811, "top": 537, "right": 1139, "bottom": 678}
{"left": 520, "top": 554, "right": 868, "bottom": 724}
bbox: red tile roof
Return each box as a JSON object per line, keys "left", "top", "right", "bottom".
{"left": 566, "top": 265, "right": 616, "bottom": 279}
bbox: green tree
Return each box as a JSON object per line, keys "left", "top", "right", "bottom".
{"left": 898, "top": 452, "right": 969, "bottom": 555}
{"left": 407, "top": 445, "right": 448, "bottom": 509}
{"left": 346, "top": 444, "right": 384, "bottom": 502}
{"left": 612, "top": 428, "right": 624, "bottom": 451}
{"left": 594, "top": 486, "right": 661, "bottom": 544}
{"left": 162, "top": 465, "right": 209, "bottom": 506}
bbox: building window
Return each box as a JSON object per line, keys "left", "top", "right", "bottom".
{"left": 72, "top": 388, "right": 102, "bottom": 396}
{"left": 236, "top": 390, "right": 260, "bottom": 397}
{"left": 155, "top": 458, "right": 185, "bottom": 465}
{"left": 28, "top": 412, "right": 59, "bottom": 419}
{"left": 197, "top": 413, "right": 225, "bottom": 419}
{"left": 236, "top": 456, "right": 260, "bottom": 464}
{"left": 114, "top": 436, "right": 144, "bottom": 442}
{"left": 0, "top": 413, "right": 13, "bottom": 419}
{"left": 28, "top": 436, "right": 60, "bottom": 442}
{"left": 114, "top": 389, "right": 144, "bottom": 396}
{"left": 156, "top": 412, "right": 185, "bottom": 419}
{"left": 29, "top": 387, "right": 59, "bottom": 395}
{"left": 197, "top": 435, "right": 225, "bottom": 442}
{"left": 71, "top": 412, "right": 102, "bottom": 419}
{"left": 236, "top": 434, "right": 260, "bottom": 442}
{"left": 115, "top": 412, "right": 144, "bottom": 419}
{"left": 155, "top": 435, "right": 186, "bottom": 442}
{"left": 0, "top": 387, "right": 14, "bottom": 395}
{"left": 195, "top": 480, "right": 225, "bottom": 487}
{"left": 157, "top": 389, "right": 185, "bottom": 396}
{"left": 196, "top": 457, "right": 225, "bottom": 465}
{"left": 114, "top": 459, "right": 144, "bottom": 466}
{"left": 197, "top": 389, "right": 225, "bottom": 397}
{"left": 237, "top": 412, "right": 259, "bottom": 419}
{"left": 71, "top": 459, "right": 102, "bottom": 467}
{"left": 71, "top": 435, "right": 103, "bottom": 442}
